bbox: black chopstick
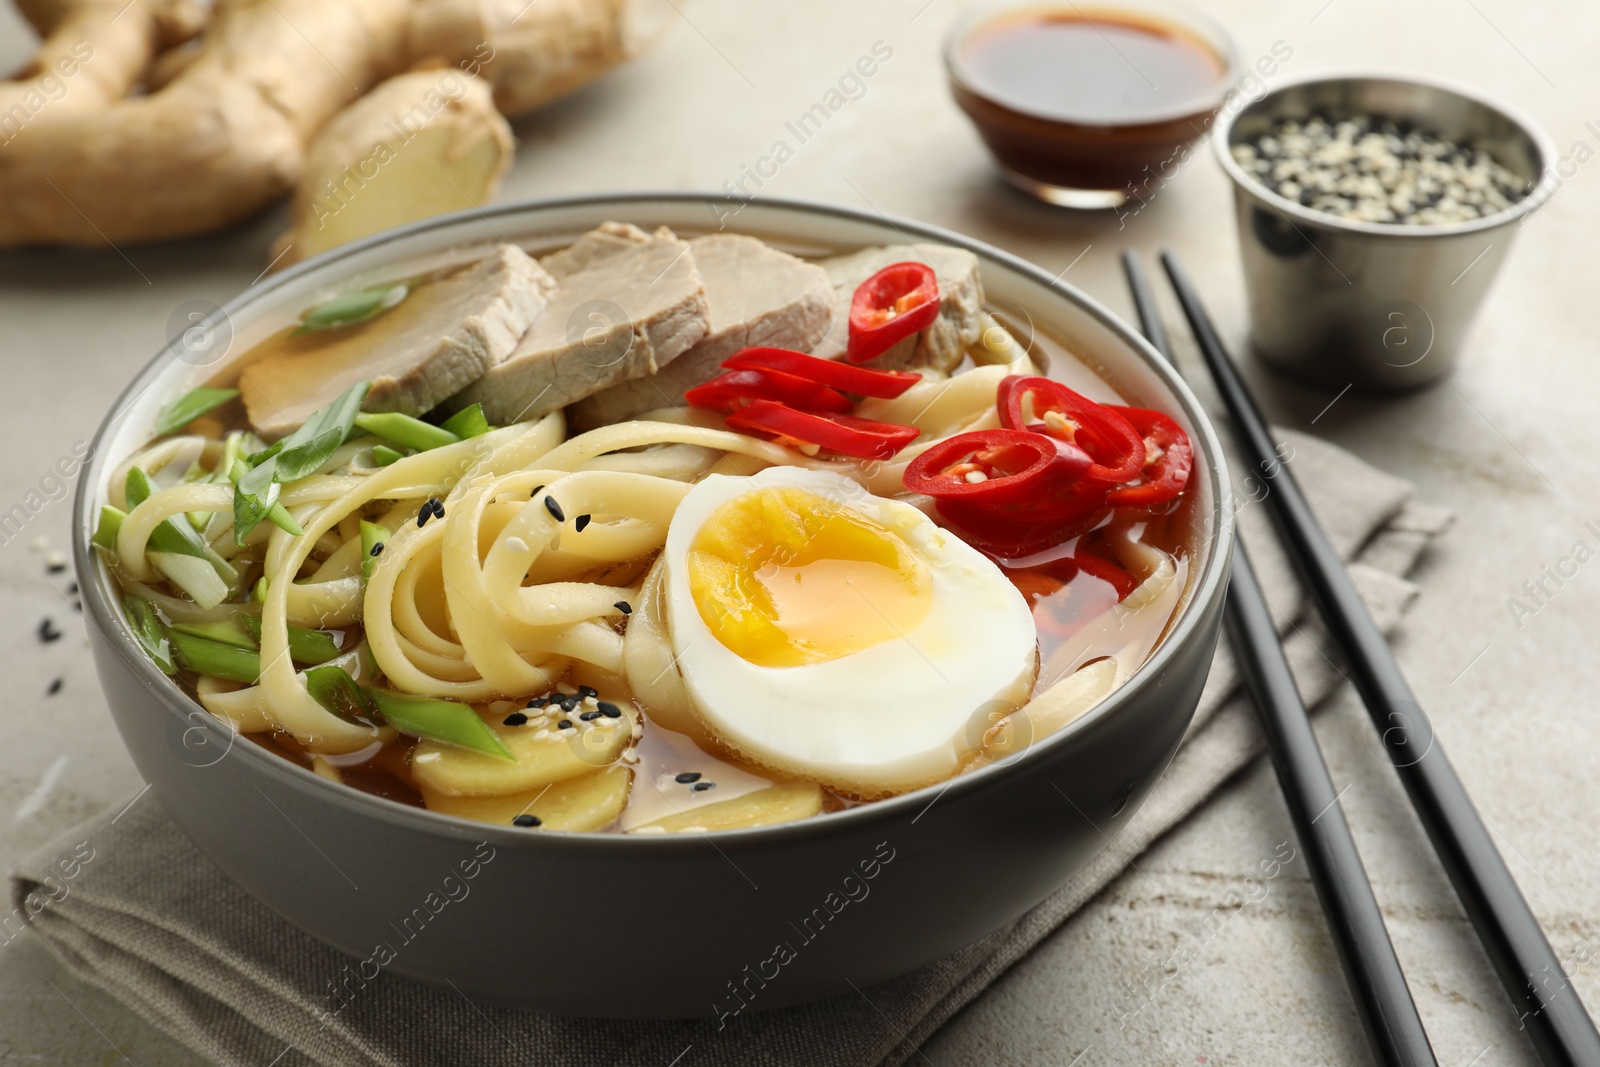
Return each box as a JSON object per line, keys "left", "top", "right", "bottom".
{"left": 1122, "top": 252, "right": 1437, "bottom": 1067}
{"left": 1158, "top": 250, "right": 1600, "bottom": 1067}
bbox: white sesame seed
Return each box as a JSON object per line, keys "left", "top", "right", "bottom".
{"left": 1240, "top": 114, "right": 1529, "bottom": 225}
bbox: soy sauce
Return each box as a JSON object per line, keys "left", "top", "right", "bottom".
{"left": 960, "top": 10, "right": 1225, "bottom": 124}
{"left": 949, "top": 6, "right": 1231, "bottom": 200}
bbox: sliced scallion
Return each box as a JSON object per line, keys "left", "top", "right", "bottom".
{"left": 360, "top": 521, "right": 387, "bottom": 582}
{"left": 149, "top": 551, "right": 230, "bottom": 611}
{"left": 240, "top": 613, "right": 341, "bottom": 665}
{"left": 170, "top": 617, "right": 256, "bottom": 650}
{"left": 439, "top": 403, "right": 493, "bottom": 440}
{"left": 304, "top": 665, "right": 375, "bottom": 726}
{"left": 298, "top": 283, "right": 409, "bottom": 332}
{"left": 352, "top": 412, "right": 460, "bottom": 453}
{"left": 365, "top": 690, "right": 512, "bottom": 760}
{"left": 169, "top": 629, "right": 260, "bottom": 683}
{"left": 122, "top": 594, "right": 175, "bottom": 675}
{"left": 155, "top": 387, "right": 239, "bottom": 437}
{"left": 92, "top": 505, "right": 126, "bottom": 550}
{"left": 232, "top": 380, "right": 367, "bottom": 543}
{"left": 370, "top": 444, "right": 407, "bottom": 467}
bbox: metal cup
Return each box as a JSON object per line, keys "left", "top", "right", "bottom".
{"left": 1212, "top": 71, "right": 1557, "bottom": 391}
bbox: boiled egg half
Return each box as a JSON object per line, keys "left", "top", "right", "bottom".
{"left": 661, "top": 466, "right": 1037, "bottom": 797}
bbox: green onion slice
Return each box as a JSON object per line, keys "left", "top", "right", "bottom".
{"left": 169, "top": 629, "right": 260, "bottom": 684}
{"left": 365, "top": 690, "right": 512, "bottom": 760}
{"left": 299, "top": 283, "right": 409, "bottom": 332}
{"left": 154, "top": 387, "right": 239, "bottom": 437}
{"left": 122, "top": 595, "right": 175, "bottom": 675}
{"left": 352, "top": 412, "right": 459, "bottom": 454}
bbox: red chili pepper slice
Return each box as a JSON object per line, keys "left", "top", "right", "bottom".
{"left": 847, "top": 262, "right": 940, "bottom": 363}
{"left": 722, "top": 347, "right": 923, "bottom": 399}
{"left": 902, "top": 429, "right": 1091, "bottom": 507}
{"left": 684, "top": 367, "right": 852, "bottom": 415}
{"left": 1008, "top": 561, "right": 1081, "bottom": 609}
{"left": 936, "top": 496, "right": 1110, "bottom": 558}
{"left": 1103, "top": 406, "right": 1194, "bottom": 508}
{"left": 996, "top": 376, "right": 1145, "bottom": 486}
{"left": 1074, "top": 540, "right": 1138, "bottom": 600}
{"left": 724, "top": 400, "right": 921, "bottom": 460}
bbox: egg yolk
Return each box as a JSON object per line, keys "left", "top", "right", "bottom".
{"left": 686, "top": 487, "right": 931, "bottom": 667}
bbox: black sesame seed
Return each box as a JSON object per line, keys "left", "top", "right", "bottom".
{"left": 512, "top": 814, "right": 542, "bottom": 828}
{"left": 559, "top": 696, "right": 580, "bottom": 713}
{"left": 691, "top": 781, "right": 716, "bottom": 793}
{"left": 557, "top": 719, "right": 574, "bottom": 730}
{"left": 579, "top": 710, "right": 600, "bottom": 721}
{"left": 527, "top": 696, "right": 548, "bottom": 708}
{"left": 614, "top": 600, "right": 632, "bottom": 615}
{"left": 72, "top": 602, "right": 81, "bottom": 614}
{"left": 45, "top": 562, "right": 66, "bottom": 575}
{"left": 597, "top": 701, "right": 622, "bottom": 718}
{"left": 577, "top": 685, "right": 597, "bottom": 699}
{"left": 674, "top": 771, "right": 701, "bottom": 784}
{"left": 543, "top": 495, "right": 565, "bottom": 522}
{"left": 574, "top": 514, "right": 591, "bottom": 532}
{"left": 369, "top": 541, "right": 385, "bottom": 557}
{"left": 431, "top": 499, "right": 445, "bottom": 518}
{"left": 416, "top": 509, "right": 431, "bottom": 528}
{"left": 46, "top": 678, "right": 62, "bottom": 696}
{"left": 503, "top": 712, "right": 529, "bottom": 726}
{"left": 530, "top": 484, "right": 544, "bottom": 498}
{"left": 67, "top": 582, "right": 78, "bottom": 595}
{"left": 38, "top": 619, "right": 61, "bottom": 644}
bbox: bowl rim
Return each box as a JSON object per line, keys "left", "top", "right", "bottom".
{"left": 1211, "top": 68, "right": 1560, "bottom": 239}
{"left": 74, "top": 191, "right": 1233, "bottom": 851}
{"left": 943, "top": 0, "right": 1242, "bottom": 128}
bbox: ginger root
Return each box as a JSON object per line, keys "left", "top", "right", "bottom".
{"left": 273, "top": 68, "right": 514, "bottom": 266}
{"left": 0, "top": 0, "right": 672, "bottom": 251}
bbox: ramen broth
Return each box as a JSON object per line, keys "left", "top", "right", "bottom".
{"left": 119, "top": 244, "right": 1198, "bottom": 832}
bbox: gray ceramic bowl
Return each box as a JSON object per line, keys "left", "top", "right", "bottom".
{"left": 74, "top": 194, "right": 1232, "bottom": 1019}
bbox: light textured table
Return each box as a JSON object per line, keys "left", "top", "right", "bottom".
{"left": 2, "top": 1, "right": 1596, "bottom": 1063}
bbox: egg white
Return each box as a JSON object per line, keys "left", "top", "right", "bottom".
{"left": 661, "top": 467, "right": 1038, "bottom": 797}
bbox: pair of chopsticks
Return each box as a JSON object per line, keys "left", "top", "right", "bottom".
{"left": 1121, "top": 251, "right": 1600, "bottom": 1067}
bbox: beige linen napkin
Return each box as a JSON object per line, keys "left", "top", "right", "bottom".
{"left": 12, "top": 428, "right": 1451, "bottom": 1067}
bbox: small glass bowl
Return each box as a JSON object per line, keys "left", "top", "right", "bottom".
{"left": 946, "top": 0, "right": 1239, "bottom": 208}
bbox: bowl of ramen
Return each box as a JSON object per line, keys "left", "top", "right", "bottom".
{"left": 74, "top": 194, "right": 1232, "bottom": 1018}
